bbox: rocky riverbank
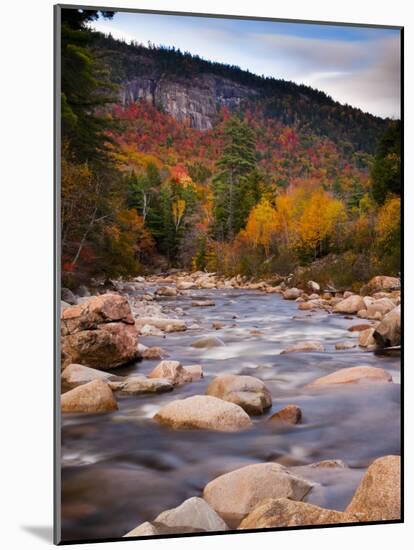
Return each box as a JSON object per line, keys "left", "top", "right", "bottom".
{"left": 60, "top": 272, "right": 401, "bottom": 539}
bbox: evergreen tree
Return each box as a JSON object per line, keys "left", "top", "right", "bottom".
{"left": 61, "top": 9, "right": 117, "bottom": 165}
{"left": 371, "top": 121, "right": 401, "bottom": 205}
{"left": 212, "top": 116, "right": 257, "bottom": 240}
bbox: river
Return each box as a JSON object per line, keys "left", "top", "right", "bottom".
{"left": 61, "top": 286, "right": 401, "bottom": 541}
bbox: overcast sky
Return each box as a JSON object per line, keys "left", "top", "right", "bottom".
{"left": 89, "top": 10, "right": 401, "bottom": 119}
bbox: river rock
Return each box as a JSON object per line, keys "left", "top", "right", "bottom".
{"left": 268, "top": 404, "right": 302, "bottom": 425}
{"left": 135, "top": 317, "right": 187, "bottom": 332}
{"left": 148, "top": 360, "right": 193, "bottom": 385}
{"left": 283, "top": 288, "right": 302, "bottom": 300}
{"left": 155, "top": 286, "right": 177, "bottom": 297}
{"left": 61, "top": 287, "right": 77, "bottom": 305}
{"left": 281, "top": 341, "right": 324, "bottom": 354}
{"left": 141, "top": 346, "right": 168, "bottom": 360}
{"left": 191, "top": 300, "right": 216, "bottom": 307}
{"left": 177, "top": 281, "right": 196, "bottom": 290}
{"left": 366, "top": 298, "right": 395, "bottom": 319}
{"left": 124, "top": 522, "right": 202, "bottom": 537}
{"left": 348, "top": 323, "right": 373, "bottom": 332}
{"left": 345, "top": 455, "right": 401, "bottom": 521}
{"left": 308, "top": 366, "right": 392, "bottom": 387}
{"left": 361, "top": 276, "right": 400, "bottom": 295}
{"left": 359, "top": 328, "right": 376, "bottom": 347}
{"left": 335, "top": 341, "right": 357, "bottom": 350}
{"left": 373, "top": 306, "right": 401, "bottom": 348}
{"left": 206, "top": 374, "right": 272, "bottom": 415}
{"left": 61, "top": 293, "right": 134, "bottom": 335}
{"left": 61, "top": 379, "right": 118, "bottom": 413}
{"left": 310, "top": 459, "right": 347, "bottom": 469}
{"left": 333, "top": 295, "right": 366, "bottom": 314}
{"left": 154, "top": 395, "right": 252, "bottom": 432}
{"left": 153, "top": 497, "right": 228, "bottom": 532}
{"left": 139, "top": 324, "right": 164, "bottom": 337}
{"left": 212, "top": 322, "right": 225, "bottom": 329}
{"left": 109, "top": 376, "right": 173, "bottom": 394}
{"left": 61, "top": 294, "right": 139, "bottom": 370}
{"left": 183, "top": 364, "right": 203, "bottom": 381}
{"left": 203, "top": 462, "right": 313, "bottom": 527}
{"left": 238, "top": 498, "right": 348, "bottom": 529}
{"left": 191, "top": 336, "right": 225, "bottom": 348}
{"left": 61, "top": 300, "right": 70, "bottom": 313}
{"left": 61, "top": 323, "right": 139, "bottom": 370}
{"left": 61, "top": 363, "right": 120, "bottom": 388}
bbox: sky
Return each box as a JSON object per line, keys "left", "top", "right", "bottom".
{"left": 89, "top": 10, "right": 401, "bottom": 119}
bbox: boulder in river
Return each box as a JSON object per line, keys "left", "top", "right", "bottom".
{"left": 281, "top": 341, "right": 324, "bottom": 354}
{"left": 155, "top": 286, "right": 177, "bottom": 297}
{"left": 124, "top": 522, "right": 202, "bottom": 537}
{"left": 61, "top": 363, "right": 121, "bottom": 388}
{"left": 61, "top": 322, "right": 140, "bottom": 370}
{"left": 373, "top": 305, "right": 401, "bottom": 348}
{"left": 148, "top": 360, "right": 194, "bottom": 385}
{"left": 206, "top": 374, "right": 272, "bottom": 415}
{"left": 345, "top": 455, "right": 401, "bottom": 521}
{"left": 348, "top": 323, "right": 373, "bottom": 332}
{"left": 283, "top": 288, "right": 302, "bottom": 300}
{"left": 109, "top": 376, "right": 173, "bottom": 395}
{"left": 333, "top": 295, "right": 366, "bottom": 314}
{"left": 61, "top": 379, "right": 118, "bottom": 413}
{"left": 61, "top": 294, "right": 139, "bottom": 370}
{"left": 308, "top": 366, "right": 392, "bottom": 387}
{"left": 335, "top": 341, "right": 357, "bottom": 350}
{"left": 366, "top": 298, "right": 396, "bottom": 319}
{"left": 203, "top": 462, "right": 313, "bottom": 527}
{"left": 135, "top": 317, "right": 187, "bottom": 333}
{"left": 268, "top": 404, "right": 302, "bottom": 425}
{"left": 191, "top": 300, "right": 216, "bottom": 307}
{"left": 154, "top": 395, "right": 252, "bottom": 432}
{"left": 151, "top": 497, "right": 228, "bottom": 532}
{"left": 141, "top": 346, "right": 168, "bottom": 360}
{"left": 191, "top": 336, "right": 225, "bottom": 349}
{"left": 238, "top": 498, "right": 348, "bottom": 529}
{"left": 359, "top": 328, "right": 376, "bottom": 348}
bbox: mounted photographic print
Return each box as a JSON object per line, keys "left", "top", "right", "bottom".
{"left": 54, "top": 4, "right": 403, "bottom": 544}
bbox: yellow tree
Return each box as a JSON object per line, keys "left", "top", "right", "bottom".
{"left": 375, "top": 196, "right": 401, "bottom": 256}
{"left": 245, "top": 198, "right": 279, "bottom": 257}
{"left": 172, "top": 199, "right": 186, "bottom": 233}
{"left": 297, "top": 189, "right": 346, "bottom": 257}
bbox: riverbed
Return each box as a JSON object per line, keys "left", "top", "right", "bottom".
{"left": 61, "top": 287, "right": 401, "bottom": 541}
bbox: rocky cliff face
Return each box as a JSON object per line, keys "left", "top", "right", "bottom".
{"left": 120, "top": 71, "right": 259, "bottom": 130}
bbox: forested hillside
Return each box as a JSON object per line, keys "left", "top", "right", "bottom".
{"left": 60, "top": 9, "right": 401, "bottom": 290}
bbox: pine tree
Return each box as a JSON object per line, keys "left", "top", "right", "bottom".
{"left": 212, "top": 116, "right": 257, "bottom": 240}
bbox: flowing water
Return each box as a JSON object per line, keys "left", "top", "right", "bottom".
{"left": 61, "top": 288, "right": 401, "bottom": 541}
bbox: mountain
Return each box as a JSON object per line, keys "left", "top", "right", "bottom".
{"left": 93, "top": 32, "right": 392, "bottom": 154}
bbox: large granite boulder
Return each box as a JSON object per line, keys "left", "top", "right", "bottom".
{"left": 61, "top": 379, "right": 118, "bottom": 413}
{"left": 333, "top": 295, "right": 366, "bottom": 314}
{"left": 373, "top": 306, "right": 401, "bottom": 348}
{"left": 345, "top": 455, "right": 401, "bottom": 521}
{"left": 61, "top": 363, "right": 121, "bottom": 389}
{"left": 154, "top": 395, "right": 252, "bottom": 432}
{"left": 203, "top": 462, "right": 313, "bottom": 527}
{"left": 238, "top": 498, "right": 349, "bottom": 529}
{"left": 61, "top": 294, "right": 139, "bottom": 370}
{"left": 308, "top": 366, "right": 392, "bottom": 387}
